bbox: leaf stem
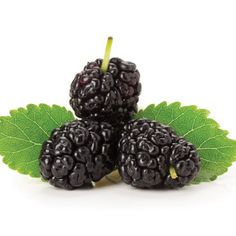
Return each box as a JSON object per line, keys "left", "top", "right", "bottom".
{"left": 101, "top": 37, "right": 113, "bottom": 73}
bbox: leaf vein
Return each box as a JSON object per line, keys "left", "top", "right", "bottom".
{"left": 0, "top": 132, "right": 41, "bottom": 146}
{"left": 21, "top": 112, "right": 50, "bottom": 137}
{"left": 168, "top": 108, "right": 188, "bottom": 125}
{"left": 183, "top": 122, "right": 212, "bottom": 138}
{"left": 1, "top": 118, "right": 31, "bottom": 141}
{"left": 41, "top": 106, "right": 60, "bottom": 127}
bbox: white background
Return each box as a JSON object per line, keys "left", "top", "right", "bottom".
{"left": 0, "top": 0, "right": 236, "bottom": 235}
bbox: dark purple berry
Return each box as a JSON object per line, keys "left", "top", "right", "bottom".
{"left": 118, "top": 119, "right": 200, "bottom": 189}
{"left": 39, "top": 120, "right": 118, "bottom": 190}
{"left": 70, "top": 58, "right": 141, "bottom": 126}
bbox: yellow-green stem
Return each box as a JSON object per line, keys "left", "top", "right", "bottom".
{"left": 101, "top": 37, "right": 113, "bottom": 72}
{"left": 169, "top": 166, "right": 178, "bottom": 179}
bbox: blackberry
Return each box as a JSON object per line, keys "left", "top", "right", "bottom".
{"left": 70, "top": 37, "right": 141, "bottom": 126}
{"left": 39, "top": 119, "right": 117, "bottom": 190}
{"left": 118, "top": 119, "right": 200, "bottom": 189}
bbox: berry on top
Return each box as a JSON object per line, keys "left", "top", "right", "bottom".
{"left": 70, "top": 37, "right": 141, "bottom": 126}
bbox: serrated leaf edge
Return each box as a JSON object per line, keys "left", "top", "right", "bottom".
{"left": 135, "top": 101, "right": 236, "bottom": 184}
{"left": 0, "top": 104, "right": 75, "bottom": 178}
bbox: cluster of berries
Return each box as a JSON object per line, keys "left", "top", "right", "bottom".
{"left": 39, "top": 38, "right": 200, "bottom": 190}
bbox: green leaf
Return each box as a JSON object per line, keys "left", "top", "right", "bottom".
{"left": 0, "top": 104, "right": 75, "bottom": 177}
{"left": 134, "top": 102, "right": 236, "bottom": 184}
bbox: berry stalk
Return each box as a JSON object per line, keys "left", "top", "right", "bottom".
{"left": 101, "top": 37, "right": 113, "bottom": 72}
{"left": 169, "top": 166, "right": 178, "bottom": 179}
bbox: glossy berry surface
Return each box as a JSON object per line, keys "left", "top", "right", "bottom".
{"left": 118, "top": 119, "right": 200, "bottom": 188}
{"left": 70, "top": 58, "right": 141, "bottom": 126}
{"left": 39, "top": 120, "right": 117, "bottom": 190}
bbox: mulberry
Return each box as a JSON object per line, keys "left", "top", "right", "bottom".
{"left": 39, "top": 119, "right": 117, "bottom": 190}
{"left": 70, "top": 38, "right": 141, "bottom": 126}
{"left": 118, "top": 119, "right": 200, "bottom": 188}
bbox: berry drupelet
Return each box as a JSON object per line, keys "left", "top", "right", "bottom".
{"left": 39, "top": 119, "right": 118, "bottom": 190}
{"left": 70, "top": 37, "right": 141, "bottom": 126}
{"left": 118, "top": 119, "right": 200, "bottom": 189}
